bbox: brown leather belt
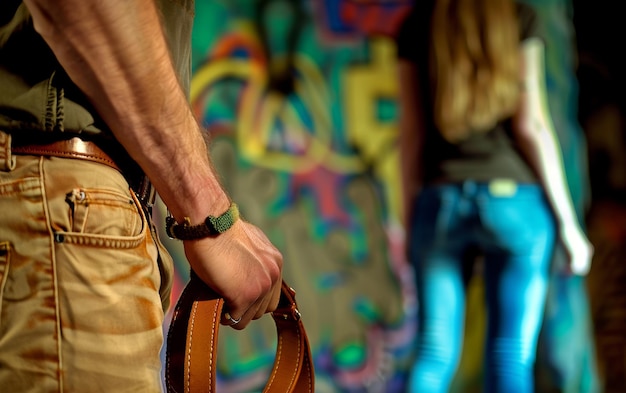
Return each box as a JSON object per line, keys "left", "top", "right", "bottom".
{"left": 12, "top": 136, "right": 156, "bottom": 207}
{"left": 12, "top": 137, "right": 122, "bottom": 172}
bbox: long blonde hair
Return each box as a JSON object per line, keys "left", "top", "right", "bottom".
{"left": 430, "top": 0, "right": 521, "bottom": 142}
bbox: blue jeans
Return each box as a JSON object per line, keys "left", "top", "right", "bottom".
{"left": 407, "top": 181, "right": 556, "bottom": 393}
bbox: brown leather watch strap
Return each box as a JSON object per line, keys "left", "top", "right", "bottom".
{"left": 165, "top": 273, "right": 314, "bottom": 393}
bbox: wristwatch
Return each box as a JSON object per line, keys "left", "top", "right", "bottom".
{"left": 166, "top": 203, "right": 239, "bottom": 240}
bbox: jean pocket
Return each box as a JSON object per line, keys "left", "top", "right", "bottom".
{"left": 64, "top": 187, "right": 143, "bottom": 237}
{"left": 480, "top": 188, "right": 554, "bottom": 251}
{"left": 54, "top": 188, "right": 146, "bottom": 248}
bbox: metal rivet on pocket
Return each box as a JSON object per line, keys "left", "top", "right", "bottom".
{"left": 54, "top": 233, "right": 65, "bottom": 243}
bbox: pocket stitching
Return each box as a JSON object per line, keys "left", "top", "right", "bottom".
{"left": 57, "top": 189, "right": 147, "bottom": 248}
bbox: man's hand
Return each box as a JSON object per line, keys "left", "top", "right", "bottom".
{"left": 182, "top": 220, "right": 283, "bottom": 329}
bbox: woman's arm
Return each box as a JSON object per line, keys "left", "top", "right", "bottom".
{"left": 512, "top": 38, "right": 593, "bottom": 275}
{"left": 397, "top": 60, "right": 426, "bottom": 232}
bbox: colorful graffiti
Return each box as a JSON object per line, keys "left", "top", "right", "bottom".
{"left": 158, "top": 1, "right": 601, "bottom": 392}
{"left": 161, "top": 1, "right": 415, "bottom": 392}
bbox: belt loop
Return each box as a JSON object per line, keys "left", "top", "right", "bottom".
{"left": 0, "top": 131, "right": 16, "bottom": 171}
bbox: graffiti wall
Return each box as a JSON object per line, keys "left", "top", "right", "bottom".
{"left": 161, "top": 1, "right": 414, "bottom": 392}
{"left": 158, "top": 1, "right": 604, "bottom": 392}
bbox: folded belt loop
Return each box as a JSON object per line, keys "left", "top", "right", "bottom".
{"left": 0, "top": 130, "right": 17, "bottom": 171}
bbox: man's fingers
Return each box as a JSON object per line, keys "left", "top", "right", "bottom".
{"left": 267, "top": 279, "right": 282, "bottom": 313}
{"left": 251, "top": 280, "right": 282, "bottom": 320}
{"left": 222, "top": 311, "right": 243, "bottom": 326}
{"left": 221, "top": 306, "right": 253, "bottom": 330}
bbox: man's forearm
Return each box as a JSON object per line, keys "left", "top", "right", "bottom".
{"left": 23, "top": 0, "right": 230, "bottom": 221}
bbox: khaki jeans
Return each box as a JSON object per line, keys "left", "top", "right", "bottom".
{"left": 0, "top": 132, "right": 174, "bottom": 392}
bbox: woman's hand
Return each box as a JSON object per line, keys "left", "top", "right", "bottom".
{"left": 559, "top": 223, "right": 594, "bottom": 276}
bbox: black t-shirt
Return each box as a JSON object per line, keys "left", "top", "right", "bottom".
{"left": 395, "top": 2, "right": 544, "bottom": 185}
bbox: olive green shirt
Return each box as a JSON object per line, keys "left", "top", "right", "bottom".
{"left": 0, "top": 0, "right": 194, "bottom": 139}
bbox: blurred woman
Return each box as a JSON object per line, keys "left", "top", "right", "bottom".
{"left": 395, "top": 0, "right": 593, "bottom": 391}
